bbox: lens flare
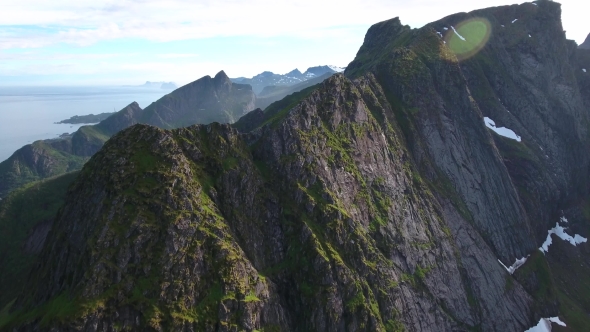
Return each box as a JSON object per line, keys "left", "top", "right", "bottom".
{"left": 444, "top": 18, "right": 491, "bottom": 61}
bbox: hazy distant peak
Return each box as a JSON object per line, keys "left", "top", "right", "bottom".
{"left": 255, "top": 71, "right": 276, "bottom": 78}
{"left": 286, "top": 69, "right": 303, "bottom": 76}
{"left": 580, "top": 33, "right": 590, "bottom": 49}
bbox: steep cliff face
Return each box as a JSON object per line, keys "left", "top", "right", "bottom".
{"left": 3, "top": 1, "right": 590, "bottom": 331}
{"left": 347, "top": 0, "right": 590, "bottom": 259}
{"left": 0, "top": 172, "right": 78, "bottom": 311}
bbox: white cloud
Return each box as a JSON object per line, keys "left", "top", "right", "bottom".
{"left": 1, "top": 0, "right": 586, "bottom": 48}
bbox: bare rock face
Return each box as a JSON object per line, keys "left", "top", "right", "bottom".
{"left": 579, "top": 33, "right": 590, "bottom": 49}
{"left": 22, "top": 219, "right": 53, "bottom": 255}
{"left": 4, "top": 1, "right": 590, "bottom": 331}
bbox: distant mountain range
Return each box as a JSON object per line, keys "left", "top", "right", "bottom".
{"left": 232, "top": 65, "right": 345, "bottom": 94}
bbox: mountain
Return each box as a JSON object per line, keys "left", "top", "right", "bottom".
{"left": 579, "top": 33, "right": 590, "bottom": 49}
{"left": 254, "top": 72, "right": 335, "bottom": 110}
{"left": 0, "top": 71, "right": 256, "bottom": 198}
{"left": 231, "top": 65, "right": 344, "bottom": 94}
{"left": 3, "top": 1, "right": 590, "bottom": 331}
{"left": 0, "top": 172, "right": 79, "bottom": 310}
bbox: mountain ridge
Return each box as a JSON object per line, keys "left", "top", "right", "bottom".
{"left": 231, "top": 65, "right": 344, "bottom": 94}
{"left": 0, "top": 72, "right": 256, "bottom": 198}
{"left": 3, "top": 1, "right": 590, "bottom": 331}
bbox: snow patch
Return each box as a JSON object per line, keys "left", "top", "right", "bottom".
{"left": 443, "top": 27, "right": 448, "bottom": 30}
{"left": 512, "top": 19, "right": 518, "bottom": 23}
{"left": 437, "top": 31, "right": 443, "bottom": 38}
{"left": 451, "top": 26, "right": 466, "bottom": 41}
{"left": 484, "top": 117, "right": 521, "bottom": 141}
{"left": 529, "top": 34, "right": 532, "bottom": 37}
{"left": 525, "top": 317, "right": 566, "bottom": 332}
{"left": 498, "top": 256, "right": 528, "bottom": 274}
{"left": 539, "top": 219, "right": 587, "bottom": 254}
{"left": 328, "top": 65, "right": 346, "bottom": 72}
{"left": 501, "top": 25, "right": 505, "bottom": 27}
{"left": 583, "top": 69, "right": 587, "bottom": 73}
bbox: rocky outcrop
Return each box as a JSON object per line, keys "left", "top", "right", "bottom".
{"left": 579, "top": 33, "right": 590, "bottom": 49}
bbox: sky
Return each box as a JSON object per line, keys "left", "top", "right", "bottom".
{"left": 0, "top": 0, "right": 586, "bottom": 86}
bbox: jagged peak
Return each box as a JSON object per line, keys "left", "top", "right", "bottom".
{"left": 214, "top": 70, "right": 230, "bottom": 81}
{"left": 579, "top": 33, "right": 590, "bottom": 49}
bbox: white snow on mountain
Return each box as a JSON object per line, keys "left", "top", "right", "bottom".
{"left": 524, "top": 317, "right": 566, "bottom": 332}
{"left": 484, "top": 117, "right": 521, "bottom": 142}
{"left": 498, "top": 256, "right": 528, "bottom": 274}
{"left": 539, "top": 218, "right": 588, "bottom": 254}
{"left": 328, "top": 65, "right": 346, "bottom": 72}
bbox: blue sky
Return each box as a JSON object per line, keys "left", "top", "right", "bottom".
{"left": 0, "top": 0, "right": 586, "bottom": 86}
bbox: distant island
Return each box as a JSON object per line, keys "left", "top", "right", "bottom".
{"left": 56, "top": 112, "right": 114, "bottom": 124}
{"left": 123, "top": 81, "right": 177, "bottom": 89}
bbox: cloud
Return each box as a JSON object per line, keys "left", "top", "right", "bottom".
{"left": 3, "top": 0, "right": 585, "bottom": 49}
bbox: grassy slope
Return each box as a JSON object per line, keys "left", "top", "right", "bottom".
{"left": 0, "top": 172, "right": 79, "bottom": 310}
{"left": 0, "top": 142, "right": 86, "bottom": 198}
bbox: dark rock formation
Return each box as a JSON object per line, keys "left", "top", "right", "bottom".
{"left": 579, "top": 33, "right": 590, "bottom": 49}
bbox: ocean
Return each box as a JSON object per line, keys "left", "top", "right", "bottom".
{"left": 0, "top": 86, "right": 170, "bottom": 163}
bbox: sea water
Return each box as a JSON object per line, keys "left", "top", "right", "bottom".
{"left": 0, "top": 86, "right": 169, "bottom": 163}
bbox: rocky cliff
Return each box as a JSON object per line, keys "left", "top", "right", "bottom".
{"left": 2, "top": 1, "right": 590, "bottom": 331}
{"left": 579, "top": 33, "right": 590, "bottom": 49}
